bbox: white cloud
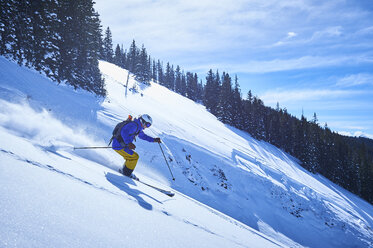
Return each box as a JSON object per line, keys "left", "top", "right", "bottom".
{"left": 336, "top": 73, "right": 373, "bottom": 87}
{"left": 338, "top": 131, "right": 373, "bottom": 139}
{"left": 95, "top": 0, "right": 368, "bottom": 54}
{"left": 311, "top": 26, "right": 343, "bottom": 40}
{"left": 259, "top": 89, "right": 358, "bottom": 105}
{"left": 95, "top": 0, "right": 373, "bottom": 75}
{"left": 356, "top": 26, "right": 373, "bottom": 35}
{"left": 272, "top": 31, "right": 298, "bottom": 46}
{"left": 190, "top": 55, "right": 373, "bottom": 74}
{"left": 95, "top": 0, "right": 260, "bottom": 55}
{"left": 271, "top": 25, "right": 344, "bottom": 48}
{"left": 287, "top": 32, "right": 297, "bottom": 38}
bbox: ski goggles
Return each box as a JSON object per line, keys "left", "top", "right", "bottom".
{"left": 141, "top": 119, "right": 151, "bottom": 127}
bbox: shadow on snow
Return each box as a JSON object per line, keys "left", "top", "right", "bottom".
{"left": 105, "top": 172, "right": 164, "bottom": 211}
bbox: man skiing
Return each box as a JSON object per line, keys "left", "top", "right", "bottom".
{"left": 112, "top": 114, "right": 161, "bottom": 178}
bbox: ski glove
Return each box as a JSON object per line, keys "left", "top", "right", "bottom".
{"left": 154, "top": 138, "right": 161, "bottom": 143}
{"left": 128, "top": 143, "right": 136, "bottom": 150}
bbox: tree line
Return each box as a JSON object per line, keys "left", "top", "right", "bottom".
{"left": 203, "top": 69, "right": 372, "bottom": 203}
{"left": 0, "top": 0, "right": 106, "bottom": 96}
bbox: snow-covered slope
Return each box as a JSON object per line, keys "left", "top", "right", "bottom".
{"left": 0, "top": 57, "right": 372, "bottom": 247}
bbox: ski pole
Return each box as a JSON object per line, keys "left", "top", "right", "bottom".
{"left": 73, "top": 146, "right": 120, "bottom": 150}
{"left": 158, "top": 143, "right": 175, "bottom": 181}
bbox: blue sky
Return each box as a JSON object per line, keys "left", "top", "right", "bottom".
{"left": 94, "top": 0, "right": 373, "bottom": 138}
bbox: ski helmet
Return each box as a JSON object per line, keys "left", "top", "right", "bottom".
{"left": 140, "top": 114, "right": 152, "bottom": 127}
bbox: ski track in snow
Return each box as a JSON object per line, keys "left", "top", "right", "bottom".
{"left": 0, "top": 146, "right": 280, "bottom": 248}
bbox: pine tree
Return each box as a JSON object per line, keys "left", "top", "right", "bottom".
{"left": 113, "top": 44, "right": 122, "bottom": 66}
{"left": 156, "top": 59, "right": 164, "bottom": 85}
{"left": 148, "top": 55, "right": 151, "bottom": 82}
{"left": 297, "top": 115, "right": 309, "bottom": 167}
{"left": 102, "top": 27, "right": 113, "bottom": 62}
{"left": 232, "top": 75, "right": 244, "bottom": 129}
{"left": 204, "top": 69, "right": 214, "bottom": 110}
{"left": 197, "top": 78, "right": 204, "bottom": 102}
{"left": 180, "top": 71, "right": 187, "bottom": 97}
{"left": 170, "top": 65, "right": 175, "bottom": 91}
{"left": 28, "top": 1, "right": 47, "bottom": 70}
{"left": 152, "top": 59, "right": 157, "bottom": 81}
{"left": 12, "top": 0, "right": 32, "bottom": 65}
{"left": 164, "top": 62, "right": 172, "bottom": 88}
{"left": 135, "top": 45, "right": 150, "bottom": 84}
{"left": 307, "top": 114, "right": 321, "bottom": 173}
{"left": 127, "top": 40, "right": 139, "bottom": 74}
{"left": 266, "top": 108, "right": 281, "bottom": 145}
{"left": 87, "top": 6, "right": 106, "bottom": 96}
{"left": 186, "top": 72, "right": 198, "bottom": 101}
{"left": 358, "top": 144, "right": 373, "bottom": 202}
{"left": 204, "top": 69, "right": 221, "bottom": 116}
{"left": 120, "top": 45, "right": 127, "bottom": 68}
{"left": 193, "top": 73, "right": 199, "bottom": 99}
{"left": 32, "top": 0, "right": 60, "bottom": 78}
{"left": 252, "top": 96, "right": 266, "bottom": 139}
{"left": 243, "top": 90, "right": 254, "bottom": 135}
{"left": 217, "top": 72, "right": 233, "bottom": 124}
{"left": 0, "top": 0, "right": 15, "bottom": 56}
{"left": 70, "top": 0, "right": 105, "bottom": 95}
{"left": 319, "top": 125, "right": 337, "bottom": 180}
{"left": 175, "top": 65, "right": 182, "bottom": 94}
{"left": 55, "top": 0, "right": 78, "bottom": 85}
{"left": 212, "top": 70, "right": 221, "bottom": 116}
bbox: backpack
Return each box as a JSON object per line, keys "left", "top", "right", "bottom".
{"left": 108, "top": 115, "right": 139, "bottom": 147}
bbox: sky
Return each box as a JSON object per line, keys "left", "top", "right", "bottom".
{"left": 94, "top": 0, "right": 373, "bottom": 138}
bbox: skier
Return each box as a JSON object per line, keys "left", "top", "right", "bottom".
{"left": 112, "top": 114, "right": 161, "bottom": 178}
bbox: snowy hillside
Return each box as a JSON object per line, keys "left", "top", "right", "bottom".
{"left": 1, "top": 56, "right": 372, "bottom": 247}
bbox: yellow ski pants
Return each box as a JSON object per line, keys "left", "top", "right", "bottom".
{"left": 115, "top": 149, "right": 139, "bottom": 172}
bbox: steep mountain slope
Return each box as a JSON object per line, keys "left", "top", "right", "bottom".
{"left": 0, "top": 56, "right": 284, "bottom": 248}
{"left": 0, "top": 57, "right": 372, "bottom": 247}
{"left": 0, "top": 124, "right": 281, "bottom": 248}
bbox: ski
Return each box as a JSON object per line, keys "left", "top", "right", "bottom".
{"left": 132, "top": 176, "right": 175, "bottom": 197}
{"left": 119, "top": 168, "right": 175, "bottom": 197}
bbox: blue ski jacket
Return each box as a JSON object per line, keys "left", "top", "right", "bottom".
{"left": 112, "top": 118, "right": 155, "bottom": 155}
